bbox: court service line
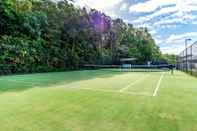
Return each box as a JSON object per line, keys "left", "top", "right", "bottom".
{"left": 153, "top": 72, "right": 165, "bottom": 97}
{"left": 119, "top": 74, "right": 150, "bottom": 92}
{"left": 78, "top": 87, "right": 151, "bottom": 96}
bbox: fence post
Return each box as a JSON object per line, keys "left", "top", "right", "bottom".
{"left": 191, "top": 45, "right": 193, "bottom": 75}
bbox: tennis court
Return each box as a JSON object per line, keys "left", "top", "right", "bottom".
{"left": 0, "top": 69, "right": 197, "bottom": 131}
{"left": 65, "top": 71, "right": 165, "bottom": 96}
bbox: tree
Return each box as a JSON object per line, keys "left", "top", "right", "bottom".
{"left": 0, "top": 0, "right": 163, "bottom": 74}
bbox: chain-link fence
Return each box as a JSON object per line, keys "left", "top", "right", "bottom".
{"left": 177, "top": 42, "right": 197, "bottom": 76}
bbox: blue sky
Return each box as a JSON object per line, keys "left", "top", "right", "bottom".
{"left": 74, "top": 0, "right": 197, "bottom": 54}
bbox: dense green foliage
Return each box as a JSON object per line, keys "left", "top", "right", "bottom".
{"left": 162, "top": 54, "right": 177, "bottom": 64}
{"left": 0, "top": 0, "right": 162, "bottom": 74}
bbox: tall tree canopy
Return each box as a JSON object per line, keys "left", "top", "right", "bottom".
{"left": 0, "top": 0, "right": 163, "bottom": 74}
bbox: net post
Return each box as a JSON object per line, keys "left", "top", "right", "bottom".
{"left": 191, "top": 45, "right": 193, "bottom": 75}
{"left": 186, "top": 47, "right": 188, "bottom": 72}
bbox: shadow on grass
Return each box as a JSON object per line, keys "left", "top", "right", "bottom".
{"left": 0, "top": 69, "right": 128, "bottom": 93}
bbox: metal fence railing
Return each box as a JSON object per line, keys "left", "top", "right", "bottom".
{"left": 177, "top": 41, "right": 197, "bottom": 76}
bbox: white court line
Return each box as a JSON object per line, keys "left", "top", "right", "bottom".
{"left": 119, "top": 74, "right": 150, "bottom": 92}
{"left": 153, "top": 72, "right": 165, "bottom": 97}
{"left": 77, "top": 87, "right": 151, "bottom": 96}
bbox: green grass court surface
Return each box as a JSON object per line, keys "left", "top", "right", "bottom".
{"left": 0, "top": 70, "right": 197, "bottom": 131}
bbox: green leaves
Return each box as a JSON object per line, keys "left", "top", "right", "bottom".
{"left": 20, "top": 11, "right": 47, "bottom": 38}
{"left": 0, "top": 0, "right": 163, "bottom": 74}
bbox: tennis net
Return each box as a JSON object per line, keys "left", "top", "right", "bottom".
{"left": 83, "top": 64, "right": 172, "bottom": 72}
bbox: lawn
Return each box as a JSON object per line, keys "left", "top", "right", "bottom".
{"left": 0, "top": 70, "right": 197, "bottom": 131}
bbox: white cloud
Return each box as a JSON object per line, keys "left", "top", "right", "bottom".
{"left": 154, "top": 38, "right": 163, "bottom": 45}
{"left": 159, "top": 32, "right": 197, "bottom": 54}
{"left": 129, "top": 0, "right": 177, "bottom": 13}
{"left": 180, "top": 0, "right": 197, "bottom": 12}
{"left": 154, "top": 32, "right": 197, "bottom": 54}
{"left": 74, "top": 0, "right": 124, "bottom": 19}
{"left": 130, "top": 0, "right": 197, "bottom": 29}
{"left": 153, "top": 18, "right": 185, "bottom": 27}
{"left": 161, "top": 45, "right": 185, "bottom": 54}
{"left": 149, "top": 6, "right": 178, "bottom": 19}
{"left": 75, "top": 0, "right": 123, "bottom": 12}
{"left": 120, "top": 3, "right": 129, "bottom": 11}
{"left": 166, "top": 32, "right": 197, "bottom": 43}
{"left": 129, "top": 0, "right": 197, "bottom": 13}
{"left": 150, "top": 30, "right": 157, "bottom": 35}
{"left": 131, "top": 5, "right": 179, "bottom": 26}
{"left": 123, "top": 19, "right": 131, "bottom": 23}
